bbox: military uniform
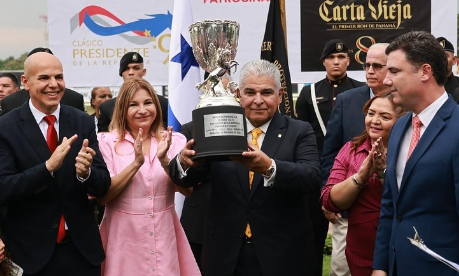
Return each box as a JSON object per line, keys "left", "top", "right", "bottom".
{"left": 445, "top": 74, "right": 459, "bottom": 94}
{"left": 437, "top": 37, "right": 459, "bottom": 94}
{"left": 296, "top": 76, "right": 364, "bottom": 156}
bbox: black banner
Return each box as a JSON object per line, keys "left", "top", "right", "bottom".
{"left": 301, "top": 0, "right": 431, "bottom": 71}
{"left": 261, "top": 0, "right": 294, "bottom": 117}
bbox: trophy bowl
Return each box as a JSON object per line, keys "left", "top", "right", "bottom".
{"left": 189, "top": 20, "right": 247, "bottom": 160}
{"left": 189, "top": 19, "right": 239, "bottom": 75}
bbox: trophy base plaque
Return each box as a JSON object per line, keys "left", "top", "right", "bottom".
{"left": 192, "top": 105, "right": 247, "bottom": 160}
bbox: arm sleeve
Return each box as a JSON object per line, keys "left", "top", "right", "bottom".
{"left": 80, "top": 117, "right": 111, "bottom": 197}
{"left": 320, "top": 142, "right": 352, "bottom": 213}
{"left": 271, "top": 120, "right": 321, "bottom": 193}
{"left": 295, "top": 86, "right": 312, "bottom": 122}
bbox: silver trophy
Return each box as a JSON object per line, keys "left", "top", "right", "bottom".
{"left": 188, "top": 20, "right": 247, "bottom": 159}
{"left": 189, "top": 19, "right": 240, "bottom": 108}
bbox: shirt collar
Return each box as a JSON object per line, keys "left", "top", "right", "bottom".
{"left": 246, "top": 119, "right": 272, "bottom": 134}
{"left": 29, "top": 99, "right": 60, "bottom": 125}
{"left": 414, "top": 92, "right": 448, "bottom": 128}
{"left": 326, "top": 75, "right": 348, "bottom": 86}
{"left": 355, "top": 137, "right": 372, "bottom": 154}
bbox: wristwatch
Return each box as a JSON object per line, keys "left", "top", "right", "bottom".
{"left": 377, "top": 168, "right": 386, "bottom": 179}
{"left": 262, "top": 159, "right": 275, "bottom": 178}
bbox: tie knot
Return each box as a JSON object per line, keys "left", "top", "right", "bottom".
{"left": 251, "top": 128, "right": 263, "bottom": 140}
{"left": 412, "top": 116, "right": 422, "bottom": 128}
{"left": 44, "top": 115, "right": 56, "bottom": 126}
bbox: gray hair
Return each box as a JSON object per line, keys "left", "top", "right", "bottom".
{"left": 239, "top": 59, "right": 281, "bottom": 93}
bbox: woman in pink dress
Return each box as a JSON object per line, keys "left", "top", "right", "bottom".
{"left": 97, "top": 78, "right": 200, "bottom": 276}
{"left": 321, "top": 94, "right": 405, "bottom": 276}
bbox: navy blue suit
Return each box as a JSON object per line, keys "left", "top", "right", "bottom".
{"left": 0, "top": 103, "right": 110, "bottom": 274}
{"left": 321, "top": 85, "right": 371, "bottom": 187}
{"left": 373, "top": 96, "right": 459, "bottom": 276}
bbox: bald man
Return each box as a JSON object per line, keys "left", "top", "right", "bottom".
{"left": 0, "top": 52, "right": 110, "bottom": 276}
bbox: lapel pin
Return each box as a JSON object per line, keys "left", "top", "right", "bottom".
{"left": 278, "top": 134, "right": 282, "bottom": 138}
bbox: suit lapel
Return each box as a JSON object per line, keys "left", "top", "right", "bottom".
{"left": 57, "top": 107, "right": 76, "bottom": 194}
{"left": 18, "top": 103, "right": 51, "bottom": 161}
{"left": 236, "top": 162, "right": 251, "bottom": 199}
{"left": 357, "top": 86, "right": 371, "bottom": 107}
{"left": 400, "top": 98, "right": 455, "bottom": 193}
{"left": 58, "top": 106, "right": 75, "bottom": 144}
{"left": 249, "top": 113, "right": 286, "bottom": 200}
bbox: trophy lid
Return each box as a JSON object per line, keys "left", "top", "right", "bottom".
{"left": 189, "top": 19, "right": 240, "bottom": 73}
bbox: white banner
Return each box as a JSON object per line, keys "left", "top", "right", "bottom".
{"left": 48, "top": 0, "right": 456, "bottom": 87}
{"left": 48, "top": 0, "right": 269, "bottom": 87}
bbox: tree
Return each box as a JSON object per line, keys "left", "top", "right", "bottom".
{"left": 0, "top": 53, "right": 28, "bottom": 71}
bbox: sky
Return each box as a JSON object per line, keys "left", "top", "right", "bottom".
{"left": 0, "top": 0, "right": 47, "bottom": 59}
{"left": 1, "top": 0, "right": 459, "bottom": 60}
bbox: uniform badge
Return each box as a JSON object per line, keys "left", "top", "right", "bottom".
{"left": 336, "top": 43, "right": 343, "bottom": 51}
{"left": 439, "top": 40, "right": 446, "bottom": 49}
{"left": 132, "top": 53, "right": 138, "bottom": 61}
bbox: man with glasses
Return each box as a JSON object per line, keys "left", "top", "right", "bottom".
{"left": 320, "top": 43, "right": 390, "bottom": 276}
{"left": 296, "top": 39, "right": 364, "bottom": 276}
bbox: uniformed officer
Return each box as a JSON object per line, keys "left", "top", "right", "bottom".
{"left": 436, "top": 37, "right": 459, "bottom": 95}
{"left": 295, "top": 39, "right": 365, "bottom": 156}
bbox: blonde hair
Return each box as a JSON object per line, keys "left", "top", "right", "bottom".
{"left": 110, "top": 78, "right": 164, "bottom": 149}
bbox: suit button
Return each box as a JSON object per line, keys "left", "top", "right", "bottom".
{"left": 53, "top": 224, "right": 58, "bottom": 229}
{"left": 392, "top": 246, "right": 395, "bottom": 252}
{"left": 397, "top": 216, "right": 402, "bottom": 222}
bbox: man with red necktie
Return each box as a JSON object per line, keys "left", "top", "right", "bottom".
{"left": 372, "top": 31, "right": 459, "bottom": 276}
{"left": 0, "top": 52, "right": 110, "bottom": 275}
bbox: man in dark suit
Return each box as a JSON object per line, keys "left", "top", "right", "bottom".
{"left": 169, "top": 59, "right": 321, "bottom": 276}
{"left": 97, "top": 52, "right": 168, "bottom": 132}
{"left": 0, "top": 48, "right": 85, "bottom": 116}
{"left": 320, "top": 43, "right": 390, "bottom": 276}
{"left": 372, "top": 31, "right": 459, "bottom": 276}
{"left": 0, "top": 52, "right": 110, "bottom": 275}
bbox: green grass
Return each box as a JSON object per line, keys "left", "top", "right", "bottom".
{"left": 323, "top": 234, "right": 332, "bottom": 276}
{"left": 323, "top": 254, "right": 331, "bottom": 276}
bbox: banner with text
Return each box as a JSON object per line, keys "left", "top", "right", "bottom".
{"left": 287, "top": 0, "right": 456, "bottom": 83}
{"left": 48, "top": 0, "right": 270, "bottom": 87}
{"left": 301, "top": 0, "right": 430, "bottom": 71}
{"left": 48, "top": 0, "right": 455, "bottom": 87}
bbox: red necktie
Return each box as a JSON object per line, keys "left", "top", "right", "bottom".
{"left": 406, "top": 115, "right": 422, "bottom": 161}
{"left": 43, "top": 115, "right": 65, "bottom": 243}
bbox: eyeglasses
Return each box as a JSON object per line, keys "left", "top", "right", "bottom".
{"left": 362, "top": 63, "right": 386, "bottom": 71}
